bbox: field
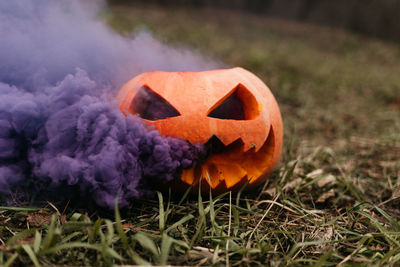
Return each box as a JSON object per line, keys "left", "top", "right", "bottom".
{"left": 1, "top": 3, "right": 400, "bottom": 266}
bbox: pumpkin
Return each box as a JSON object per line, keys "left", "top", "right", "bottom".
{"left": 117, "top": 67, "right": 283, "bottom": 193}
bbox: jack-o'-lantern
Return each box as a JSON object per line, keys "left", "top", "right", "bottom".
{"left": 117, "top": 67, "right": 283, "bottom": 193}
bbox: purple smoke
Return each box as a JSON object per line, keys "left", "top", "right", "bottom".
{"left": 0, "top": 0, "right": 218, "bottom": 208}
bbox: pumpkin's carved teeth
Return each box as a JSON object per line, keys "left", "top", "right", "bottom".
{"left": 205, "top": 135, "right": 238, "bottom": 155}
{"left": 180, "top": 130, "right": 276, "bottom": 191}
{"left": 203, "top": 135, "right": 257, "bottom": 154}
{"left": 206, "top": 134, "right": 265, "bottom": 153}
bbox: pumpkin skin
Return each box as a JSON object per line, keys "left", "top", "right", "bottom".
{"left": 117, "top": 67, "right": 283, "bottom": 193}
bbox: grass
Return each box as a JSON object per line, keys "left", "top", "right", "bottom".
{"left": 1, "top": 3, "right": 400, "bottom": 266}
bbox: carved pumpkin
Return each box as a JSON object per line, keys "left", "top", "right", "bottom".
{"left": 117, "top": 67, "right": 283, "bottom": 193}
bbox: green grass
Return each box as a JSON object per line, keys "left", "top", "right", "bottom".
{"left": 1, "top": 3, "right": 400, "bottom": 266}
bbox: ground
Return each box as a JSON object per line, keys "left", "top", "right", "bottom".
{"left": 1, "top": 3, "right": 400, "bottom": 266}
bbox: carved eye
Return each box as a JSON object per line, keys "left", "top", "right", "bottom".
{"left": 208, "top": 84, "right": 260, "bottom": 120}
{"left": 131, "top": 86, "right": 180, "bottom": 121}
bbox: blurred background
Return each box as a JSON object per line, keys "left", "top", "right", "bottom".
{"left": 110, "top": 0, "right": 400, "bottom": 41}
{"left": 104, "top": 0, "right": 399, "bottom": 167}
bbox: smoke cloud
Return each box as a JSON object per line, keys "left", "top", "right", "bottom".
{"left": 0, "top": 0, "right": 218, "bottom": 208}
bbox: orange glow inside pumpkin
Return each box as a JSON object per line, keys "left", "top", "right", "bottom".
{"left": 181, "top": 129, "right": 275, "bottom": 192}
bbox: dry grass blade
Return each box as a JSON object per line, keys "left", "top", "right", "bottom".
{"left": 226, "top": 191, "right": 231, "bottom": 267}
{"left": 246, "top": 193, "right": 281, "bottom": 249}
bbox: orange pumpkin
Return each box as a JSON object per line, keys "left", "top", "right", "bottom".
{"left": 117, "top": 67, "right": 283, "bottom": 193}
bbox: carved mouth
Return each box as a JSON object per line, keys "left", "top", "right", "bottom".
{"left": 180, "top": 128, "right": 276, "bottom": 192}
